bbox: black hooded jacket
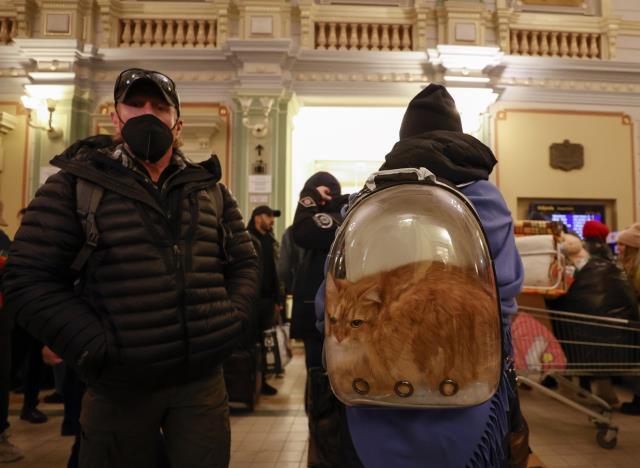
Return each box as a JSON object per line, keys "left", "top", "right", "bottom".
{"left": 2, "top": 136, "right": 258, "bottom": 390}
{"left": 546, "top": 257, "right": 639, "bottom": 364}
{"left": 380, "top": 84, "right": 496, "bottom": 183}
{"left": 290, "top": 172, "right": 348, "bottom": 339}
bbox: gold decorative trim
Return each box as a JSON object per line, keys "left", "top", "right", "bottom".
{"left": 498, "top": 77, "right": 640, "bottom": 94}
{"left": 295, "top": 72, "right": 429, "bottom": 83}
{"left": 94, "top": 71, "right": 234, "bottom": 82}
{"left": 521, "top": 0, "right": 582, "bottom": 5}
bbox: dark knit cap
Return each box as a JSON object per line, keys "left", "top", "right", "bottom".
{"left": 399, "top": 84, "right": 463, "bottom": 140}
{"left": 303, "top": 171, "right": 341, "bottom": 197}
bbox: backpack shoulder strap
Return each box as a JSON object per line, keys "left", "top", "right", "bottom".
{"left": 207, "top": 183, "right": 224, "bottom": 221}
{"left": 207, "top": 183, "right": 232, "bottom": 262}
{"left": 71, "top": 178, "right": 104, "bottom": 273}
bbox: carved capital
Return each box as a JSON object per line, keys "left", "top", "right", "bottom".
{"left": 0, "top": 112, "right": 17, "bottom": 135}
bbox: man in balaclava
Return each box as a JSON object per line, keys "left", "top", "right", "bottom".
{"left": 290, "top": 171, "right": 349, "bottom": 467}
{"left": 317, "top": 84, "right": 528, "bottom": 467}
{"left": 3, "top": 68, "right": 259, "bottom": 467}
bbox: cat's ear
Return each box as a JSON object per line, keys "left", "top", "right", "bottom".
{"left": 326, "top": 274, "right": 337, "bottom": 297}
{"left": 363, "top": 285, "right": 382, "bottom": 304}
{"left": 327, "top": 275, "right": 352, "bottom": 296}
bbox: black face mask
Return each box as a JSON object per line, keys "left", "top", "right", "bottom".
{"left": 120, "top": 114, "right": 175, "bottom": 163}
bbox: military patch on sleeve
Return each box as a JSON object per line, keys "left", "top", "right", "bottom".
{"left": 313, "top": 213, "right": 334, "bottom": 229}
{"left": 299, "top": 196, "right": 317, "bottom": 208}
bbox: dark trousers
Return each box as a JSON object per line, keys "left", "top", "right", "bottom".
{"left": 79, "top": 367, "right": 230, "bottom": 468}
{"left": 0, "top": 332, "right": 10, "bottom": 434}
{"left": 22, "top": 334, "right": 44, "bottom": 410}
{"left": 302, "top": 331, "right": 323, "bottom": 370}
{"left": 307, "top": 367, "right": 364, "bottom": 468}
{"left": 62, "top": 367, "right": 85, "bottom": 436}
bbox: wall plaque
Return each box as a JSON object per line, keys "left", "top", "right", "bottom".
{"left": 550, "top": 139, "right": 584, "bottom": 171}
{"left": 45, "top": 14, "right": 71, "bottom": 34}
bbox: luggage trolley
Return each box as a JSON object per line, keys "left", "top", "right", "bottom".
{"left": 513, "top": 305, "right": 640, "bottom": 449}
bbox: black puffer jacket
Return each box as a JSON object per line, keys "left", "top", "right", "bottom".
{"left": 547, "top": 257, "right": 639, "bottom": 365}
{"left": 3, "top": 136, "right": 258, "bottom": 390}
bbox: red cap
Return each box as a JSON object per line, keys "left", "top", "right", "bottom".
{"left": 582, "top": 220, "right": 609, "bottom": 242}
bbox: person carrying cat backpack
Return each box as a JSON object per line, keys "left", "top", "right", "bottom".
{"left": 317, "top": 84, "right": 527, "bottom": 468}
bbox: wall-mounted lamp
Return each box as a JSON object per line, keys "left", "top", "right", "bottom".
{"left": 20, "top": 95, "right": 63, "bottom": 140}
{"left": 239, "top": 97, "right": 274, "bottom": 138}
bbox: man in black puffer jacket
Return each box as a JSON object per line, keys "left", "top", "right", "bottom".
{"left": 2, "top": 69, "right": 258, "bottom": 468}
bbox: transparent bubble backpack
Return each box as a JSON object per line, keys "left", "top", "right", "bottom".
{"left": 325, "top": 167, "right": 503, "bottom": 408}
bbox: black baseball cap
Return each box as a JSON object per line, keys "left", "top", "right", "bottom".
{"left": 114, "top": 68, "right": 180, "bottom": 116}
{"left": 251, "top": 205, "right": 281, "bottom": 218}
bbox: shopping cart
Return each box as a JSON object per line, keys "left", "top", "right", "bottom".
{"left": 513, "top": 305, "right": 640, "bottom": 449}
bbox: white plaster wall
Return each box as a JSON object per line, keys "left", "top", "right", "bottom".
{"left": 613, "top": 35, "right": 640, "bottom": 63}
{"left": 612, "top": 0, "right": 640, "bottom": 20}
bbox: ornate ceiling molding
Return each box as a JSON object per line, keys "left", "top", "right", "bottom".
{"left": 497, "top": 76, "right": 640, "bottom": 94}
{"left": 294, "top": 71, "right": 429, "bottom": 83}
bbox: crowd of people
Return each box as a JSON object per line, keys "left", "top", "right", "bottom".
{"left": 0, "top": 68, "right": 639, "bottom": 468}
{"left": 541, "top": 219, "right": 640, "bottom": 415}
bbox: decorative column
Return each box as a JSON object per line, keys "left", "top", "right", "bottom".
{"left": 231, "top": 91, "right": 292, "bottom": 238}
{"left": 0, "top": 112, "right": 17, "bottom": 174}
{"left": 226, "top": 1, "right": 295, "bottom": 230}
{"left": 0, "top": 110, "right": 21, "bottom": 235}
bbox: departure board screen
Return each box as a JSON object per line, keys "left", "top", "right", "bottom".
{"left": 529, "top": 202, "right": 606, "bottom": 239}
{"left": 550, "top": 213, "right": 602, "bottom": 239}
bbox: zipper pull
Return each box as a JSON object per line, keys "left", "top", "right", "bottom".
{"left": 173, "top": 244, "right": 181, "bottom": 269}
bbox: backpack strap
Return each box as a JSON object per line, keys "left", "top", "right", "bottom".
{"left": 207, "top": 183, "right": 232, "bottom": 262}
{"left": 71, "top": 179, "right": 104, "bottom": 273}
{"left": 207, "top": 183, "right": 224, "bottom": 221}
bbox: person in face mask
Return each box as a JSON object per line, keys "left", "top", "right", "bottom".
{"left": 2, "top": 68, "right": 259, "bottom": 467}
{"left": 110, "top": 68, "right": 184, "bottom": 184}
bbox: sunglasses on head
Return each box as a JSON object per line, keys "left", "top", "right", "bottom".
{"left": 114, "top": 68, "right": 179, "bottom": 114}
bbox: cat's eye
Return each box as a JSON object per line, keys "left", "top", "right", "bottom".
{"left": 350, "top": 319, "right": 363, "bottom": 328}
{"left": 329, "top": 316, "right": 337, "bottom": 324}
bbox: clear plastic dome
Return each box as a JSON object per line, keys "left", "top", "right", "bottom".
{"left": 325, "top": 181, "right": 502, "bottom": 408}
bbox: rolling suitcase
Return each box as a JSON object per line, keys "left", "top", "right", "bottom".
{"left": 223, "top": 343, "right": 262, "bottom": 411}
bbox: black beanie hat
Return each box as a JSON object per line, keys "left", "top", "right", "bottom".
{"left": 302, "top": 171, "right": 341, "bottom": 197}
{"left": 399, "top": 84, "right": 463, "bottom": 140}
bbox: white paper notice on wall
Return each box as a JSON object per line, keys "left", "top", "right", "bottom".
{"left": 39, "top": 165, "right": 59, "bottom": 185}
{"left": 249, "top": 175, "right": 272, "bottom": 193}
{"left": 249, "top": 194, "right": 269, "bottom": 204}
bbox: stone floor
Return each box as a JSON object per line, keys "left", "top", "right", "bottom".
{"left": 3, "top": 345, "right": 640, "bottom": 467}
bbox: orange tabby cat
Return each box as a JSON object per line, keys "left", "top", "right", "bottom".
{"left": 325, "top": 260, "right": 500, "bottom": 401}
